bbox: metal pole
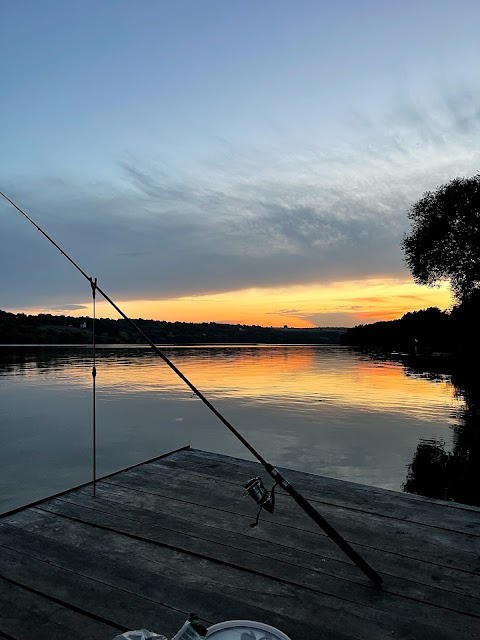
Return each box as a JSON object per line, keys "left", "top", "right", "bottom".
{"left": 91, "top": 278, "right": 97, "bottom": 497}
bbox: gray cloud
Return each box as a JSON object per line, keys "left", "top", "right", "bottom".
{"left": 48, "top": 304, "right": 88, "bottom": 311}
{"left": 1, "top": 90, "right": 479, "bottom": 311}
{"left": 266, "top": 309, "right": 301, "bottom": 315}
{"left": 298, "top": 311, "right": 367, "bottom": 327}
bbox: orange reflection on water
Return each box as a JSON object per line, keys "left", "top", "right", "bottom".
{"left": 60, "top": 346, "right": 459, "bottom": 423}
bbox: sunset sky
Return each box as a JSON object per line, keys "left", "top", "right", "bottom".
{"left": 1, "top": 0, "right": 479, "bottom": 327}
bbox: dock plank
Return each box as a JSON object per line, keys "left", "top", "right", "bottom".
{"left": 104, "top": 465, "right": 480, "bottom": 567}
{"left": 0, "top": 545, "right": 185, "bottom": 634}
{"left": 56, "top": 482, "right": 480, "bottom": 601}
{"left": 151, "top": 449, "right": 480, "bottom": 533}
{"left": 0, "top": 519, "right": 357, "bottom": 640}
{"left": 45, "top": 491, "right": 480, "bottom": 619}
{"left": 0, "top": 577, "right": 122, "bottom": 640}
{"left": 1, "top": 509, "right": 476, "bottom": 640}
{"left": 1, "top": 448, "right": 479, "bottom": 640}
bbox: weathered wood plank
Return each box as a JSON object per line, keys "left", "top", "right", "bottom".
{"left": 3, "top": 512, "right": 475, "bottom": 640}
{"left": 0, "top": 520, "right": 358, "bottom": 640}
{"left": 0, "top": 545, "right": 186, "bottom": 636}
{"left": 0, "top": 521, "right": 276, "bottom": 632}
{"left": 6, "top": 500, "right": 479, "bottom": 638}
{"left": 60, "top": 482, "right": 480, "bottom": 601}
{"left": 104, "top": 466, "right": 480, "bottom": 566}
{"left": 2, "top": 448, "right": 480, "bottom": 640}
{"left": 149, "top": 451, "right": 480, "bottom": 531}
{"left": 65, "top": 490, "right": 480, "bottom": 615}
{"left": 151, "top": 449, "right": 480, "bottom": 532}
{"left": 0, "top": 577, "right": 122, "bottom": 640}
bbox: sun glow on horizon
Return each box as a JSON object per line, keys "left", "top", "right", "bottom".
{"left": 10, "top": 278, "right": 453, "bottom": 328}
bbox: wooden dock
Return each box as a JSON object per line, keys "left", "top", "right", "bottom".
{"left": 0, "top": 447, "right": 479, "bottom": 640}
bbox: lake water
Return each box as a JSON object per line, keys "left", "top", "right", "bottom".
{"left": 0, "top": 344, "right": 472, "bottom": 513}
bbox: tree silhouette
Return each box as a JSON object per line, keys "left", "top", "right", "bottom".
{"left": 402, "top": 175, "right": 480, "bottom": 302}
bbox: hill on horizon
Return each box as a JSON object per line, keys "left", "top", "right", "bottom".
{"left": 0, "top": 309, "right": 347, "bottom": 345}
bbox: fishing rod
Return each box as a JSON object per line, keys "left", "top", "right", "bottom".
{"left": 1, "top": 190, "right": 383, "bottom": 588}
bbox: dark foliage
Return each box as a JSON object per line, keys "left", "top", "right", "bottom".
{"left": 402, "top": 174, "right": 480, "bottom": 302}
{"left": 340, "top": 307, "right": 453, "bottom": 352}
{"left": 341, "top": 295, "right": 480, "bottom": 358}
{"left": 0, "top": 309, "right": 346, "bottom": 345}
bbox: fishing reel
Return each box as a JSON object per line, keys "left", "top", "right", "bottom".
{"left": 244, "top": 476, "right": 276, "bottom": 528}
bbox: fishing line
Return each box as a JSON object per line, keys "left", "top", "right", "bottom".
{"left": 91, "top": 277, "right": 97, "bottom": 498}
{"left": 1, "top": 190, "right": 383, "bottom": 588}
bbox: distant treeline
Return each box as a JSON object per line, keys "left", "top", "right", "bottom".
{"left": 341, "top": 291, "right": 480, "bottom": 357}
{"left": 0, "top": 310, "right": 346, "bottom": 345}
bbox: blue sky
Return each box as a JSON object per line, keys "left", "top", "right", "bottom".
{"left": 1, "top": 1, "right": 479, "bottom": 325}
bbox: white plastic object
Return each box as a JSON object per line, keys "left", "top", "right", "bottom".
{"left": 206, "top": 620, "right": 292, "bottom": 640}
{"left": 112, "top": 631, "right": 167, "bottom": 640}
{"left": 172, "top": 620, "right": 205, "bottom": 640}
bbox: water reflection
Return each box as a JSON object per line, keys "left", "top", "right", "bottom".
{"left": 404, "top": 366, "right": 480, "bottom": 506}
{"left": 0, "top": 345, "right": 473, "bottom": 513}
{"left": 0, "top": 345, "right": 460, "bottom": 420}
